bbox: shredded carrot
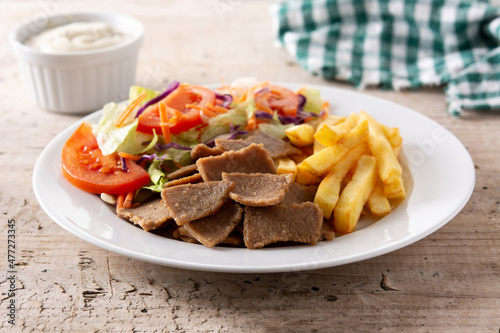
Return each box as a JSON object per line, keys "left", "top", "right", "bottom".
{"left": 173, "top": 161, "right": 183, "bottom": 169}
{"left": 205, "top": 102, "right": 216, "bottom": 112}
{"left": 115, "top": 91, "right": 147, "bottom": 127}
{"left": 118, "top": 152, "right": 141, "bottom": 161}
{"left": 169, "top": 115, "right": 179, "bottom": 127}
{"left": 123, "top": 191, "right": 135, "bottom": 209}
{"left": 219, "top": 76, "right": 227, "bottom": 89}
{"left": 296, "top": 86, "right": 306, "bottom": 95}
{"left": 206, "top": 102, "right": 228, "bottom": 114}
{"left": 159, "top": 102, "right": 171, "bottom": 143}
{"left": 164, "top": 106, "right": 183, "bottom": 124}
{"left": 246, "top": 113, "right": 257, "bottom": 130}
{"left": 186, "top": 104, "right": 218, "bottom": 117}
{"left": 321, "top": 101, "right": 330, "bottom": 115}
{"left": 185, "top": 104, "right": 204, "bottom": 111}
{"left": 255, "top": 96, "right": 274, "bottom": 114}
{"left": 116, "top": 194, "right": 125, "bottom": 210}
{"left": 238, "top": 81, "right": 270, "bottom": 103}
{"left": 214, "top": 105, "right": 228, "bottom": 114}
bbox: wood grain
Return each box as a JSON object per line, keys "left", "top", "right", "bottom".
{"left": 1, "top": 1, "right": 499, "bottom": 332}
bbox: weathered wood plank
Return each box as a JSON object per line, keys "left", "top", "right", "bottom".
{"left": 1, "top": 0, "right": 499, "bottom": 332}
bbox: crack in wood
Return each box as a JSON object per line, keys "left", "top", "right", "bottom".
{"left": 82, "top": 290, "right": 107, "bottom": 296}
{"left": 128, "top": 258, "right": 171, "bottom": 300}
{"left": 130, "top": 259, "right": 152, "bottom": 285}
{"left": 106, "top": 254, "right": 114, "bottom": 297}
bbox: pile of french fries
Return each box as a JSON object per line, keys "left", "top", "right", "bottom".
{"left": 278, "top": 111, "right": 405, "bottom": 235}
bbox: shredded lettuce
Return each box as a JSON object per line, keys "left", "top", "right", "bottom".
{"left": 129, "top": 86, "right": 160, "bottom": 104}
{"left": 142, "top": 160, "right": 167, "bottom": 192}
{"left": 245, "top": 99, "right": 256, "bottom": 124}
{"left": 92, "top": 102, "right": 138, "bottom": 156}
{"left": 200, "top": 99, "right": 255, "bottom": 142}
{"left": 258, "top": 112, "right": 293, "bottom": 139}
{"left": 208, "top": 103, "right": 249, "bottom": 127}
{"left": 153, "top": 130, "right": 200, "bottom": 166}
{"left": 118, "top": 128, "right": 158, "bottom": 155}
{"left": 92, "top": 86, "right": 163, "bottom": 156}
{"left": 162, "top": 148, "right": 192, "bottom": 166}
{"left": 173, "top": 129, "right": 200, "bottom": 147}
{"left": 301, "top": 88, "right": 323, "bottom": 114}
{"left": 200, "top": 124, "right": 231, "bottom": 143}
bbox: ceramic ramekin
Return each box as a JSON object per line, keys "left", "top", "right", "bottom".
{"left": 8, "top": 12, "right": 144, "bottom": 114}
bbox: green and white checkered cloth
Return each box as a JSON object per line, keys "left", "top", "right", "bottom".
{"left": 271, "top": 0, "right": 500, "bottom": 116}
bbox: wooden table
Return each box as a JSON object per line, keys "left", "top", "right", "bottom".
{"left": 2, "top": 1, "right": 499, "bottom": 332}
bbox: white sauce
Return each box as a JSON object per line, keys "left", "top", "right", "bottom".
{"left": 26, "top": 21, "right": 128, "bottom": 53}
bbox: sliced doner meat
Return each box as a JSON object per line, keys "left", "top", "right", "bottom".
{"left": 280, "top": 182, "right": 318, "bottom": 206}
{"left": 161, "top": 180, "right": 235, "bottom": 225}
{"left": 184, "top": 201, "right": 244, "bottom": 248}
{"left": 215, "top": 132, "right": 300, "bottom": 159}
{"left": 117, "top": 198, "right": 173, "bottom": 232}
{"left": 196, "top": 143, "right": 276, "bottom": 182}
{"left": 243, "top": 202, "right": 323, "bottom": 249}
{"left": 164, "top": 173, "right": 202, "bottom": 188}
{"left": 190, "top": 143, "right": 224, "bottom": 161}
{"left": 221, "top": 172, "right": 293, "bottom": 207}
{"left": 166, "top": 164, "right": 198, "bottom": 180}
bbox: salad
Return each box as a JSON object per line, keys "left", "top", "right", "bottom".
{"left": 61, "top": 78, "right": 329, "bottom": 208}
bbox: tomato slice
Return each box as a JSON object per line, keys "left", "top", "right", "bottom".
{"left": 62, "top": 123, "right": 150, "bottom": 194}
{"left": 137, "top": 84, "right": 216, "bottom": 135}
{"left": 255, "top": 85, "right": 298, "bottom": 117}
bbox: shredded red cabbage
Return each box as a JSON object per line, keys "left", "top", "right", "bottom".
{"left": 298, "top": 94, "right": 306, "bottom": 109}
{"left": 136, "top": 153, "right": 164, "bottom": 165}
{"left": 154, "top": 142, "right": 192, "bottom": 151}
{"left": 135, "top": 81, "right": 180, "bottom": 118}
{"left": 278, "top": 115, "right": 301, "bottom": 125}
{"left": 297, "top": 109, "right": 323, "bottom": 120}
{"left": 254, "top": 111, "right": 300, "bottom": 125}
{"left": 254, "top": 87, "right": 270, "bottom": 96}
{"left": 120, "top": 157, "right": 128, "bottom": 171}
{"left": 215, "top": 92, "right": 233, "bottom": 108}
{"left": 204, "top": 125, "right": 248, "bottom": 147}
{"left": 254, "top": 111, "right": 273, "bottom": 120}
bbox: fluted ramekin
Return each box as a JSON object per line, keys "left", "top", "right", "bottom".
{"left": 9, "top": 12, "right": 144, "bottom": 114}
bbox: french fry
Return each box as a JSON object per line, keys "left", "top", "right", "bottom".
{"left": 381, "top": 124, "right": 403, "bottom": 148}
{"left": 295, "top": 166, "right": 319, "bottom": 185}
{"left": 314, "top": 142, "right": 369, "bottom": 219}
{"left": 383, "top": 174, "right": 406, "bottom": 199}
{"left": 357, "top": 111, "right": 402, "bottom": 183}
{"left": 382, "top": 144, "right": 404, "bottom": 198}
{"left": 276, "top": 157, "right": 297, "bottom": 180}
{"left": 313, "top": 115, "right": 345, "bottom": 153}
{"left": 317, "top": 115, "right": 345, "bottom": 128}
{"left": 393, "top": 145, "right": 401, "bottom": 158}
{"left": 285, "top": 123, "right": 315, "bottom": 147}
{"left": 299, "top": 120, "right": 369, "bottom": 176}
{"left": 367, "top": 178, "right": 391, "bottom": 216}
{"left": 340, "top": 172, "right": 353, "bottom": 191}
{"left": 333, "top": 155, "right": 377, "bottom": 234}
{"left": 314, "top": 112, "right": 357, "bottom": 146}
{"left": 313, "top": 139, "right": 326, "bottom": 154}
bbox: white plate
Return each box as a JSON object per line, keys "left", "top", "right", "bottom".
{"left": 33, "top": 84, "right": 475, "bottom": 273}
